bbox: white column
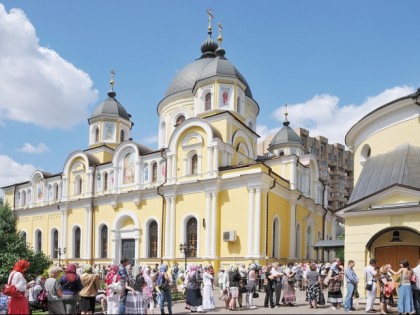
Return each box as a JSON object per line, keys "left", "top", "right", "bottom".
{"left": 290, "top": 161, "right": 296, "bottom": 190}
{"left": 171, "top": 156, "right": 176, "bottom": 182}
{"left": 169, "top": 197, "right": 176, "bottom": 258}
{"left": 166, "top": 156, "right": 172, "bottom": 181}
{"left": 253, "top": 187, "right": 262, "bottom": 257}
{"left": 207, "top": 147, "right": 213, "bottom": 177}
{"left": 60, "top": 208, "right": 68, "bottom": 259}
{"left": 210, "top": 191, "right": 218, "bottom": 258}
{"left": 85, "top": 206, "right": 92, "bottom": 260}
{"left": 247, "top": 187, "right": 255, "bottom": 257}
{"left": 164, "top": 198, "right": 171, "bottom": 258}
{"left": 289, "top": 201, "right": 297, "bottom": 259}
{"left": 213, "top": 147, "right": 219, "bottom": 175}
{"left": 205, "top": 192, "right": 212, "bottom": 258}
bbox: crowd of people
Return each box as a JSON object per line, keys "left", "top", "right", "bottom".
{"left": 1, "top": 257, "right": 420, "bottom": 314}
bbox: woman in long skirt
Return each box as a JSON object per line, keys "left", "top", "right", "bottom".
{"left": 390, "top": 259, "right": 415, "bottom": 314}
{"left": 7, "top": 259, "right": 31, "bottom": 315}
{"left": 105, "top": 264, "right": 121, "bottom": 315}
{"left": 185, "top": 265, "right": 205, "bottom": 313}
{"left": 202, "top": 266, "right": 215, "bottom": 310}
{"left": 282, "top": 262, "right": 297, "bottom": 306}
{"left": 305, "top": 263, "right": 321, "bottom": 309}
{"left": 327, "top": 265, "right": 344, "bottom": 310}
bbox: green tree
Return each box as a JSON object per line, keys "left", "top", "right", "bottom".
{"left": 0, "top": 203, "right": 51, "bottom": 285}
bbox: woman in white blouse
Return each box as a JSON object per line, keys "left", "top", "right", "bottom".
{"left": 202, "top": 266, "right": 215, "bottom": 310}
{"left": 7, "top": 259, "right": 31, "bottom": 314}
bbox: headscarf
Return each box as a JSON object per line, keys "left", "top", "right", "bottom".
{"left": 160, "top": 264, "right": 168, "bottom": 272}
{"left": 188, "top": 264, "right": 198, "bottom": 278}
{"left": 310, "top": 263, "right": 317, "bottom": 271}
{"left": 12, "top": 259, "right": 30, "bottom": 274}
{"left": 84, "top": 264, "right": 92, "bottom": 273}
{"left": 35, "top": 276, "right": 45, "bottom": 288}
{"left": 105, "top": 264, "right": 120, "bottom": 285}
{"left": 249, "top": 263, "right": 256, "bottom": 270}
{"left": 231, "top": 265, "right": 238, "bottom": 272}
{"left": 65, "top": 263, "right": 78, "bottom": 282}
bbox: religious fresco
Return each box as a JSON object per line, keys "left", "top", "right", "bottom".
{"left": 37, "top": 180, "right": 43, "bottom": 201}
{"left": 104, "top": 123, "right": 115, "bottom": 141}
{"left": 123, "top": 153, "right": 135, "bottom": 184}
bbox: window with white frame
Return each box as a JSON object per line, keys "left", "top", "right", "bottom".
{"left": 35, "top": 230, "right": 42, "bottom": 253}
{"left": 74, "top": 176, "right": 83, "bottom": 195}
{"left": 148, "top": 220, "right": 158, "bottom": 258}
{"left": 152, "top": 163, "right": 158, "bottom": 182}
{"left": 52, "top": 229, "right": 58, "bottom": 259}
{"left": 100, "top": 225, "right": 108, "bottom": 258}
{"left": 74, "top": 227, "right": 81, "bottom": 258}
{"left": 204, "top": 92, "right": 211, "bottom": 111}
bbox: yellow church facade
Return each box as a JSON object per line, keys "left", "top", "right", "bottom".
{"left": 2, "top": 16, "right": 337, "bottom": 270}
{"left": 337, "top": 89, "right": 420, "bottom": 286}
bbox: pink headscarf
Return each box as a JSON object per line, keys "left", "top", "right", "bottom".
{"left": 105, "top": 264, "right": 120, "bottom": 285}
{"left": 65, "top": 263, "right": 77, "bottom": 282}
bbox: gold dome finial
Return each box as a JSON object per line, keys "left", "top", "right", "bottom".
{"left": 284, "top": 103, "right": 288, "bottom": 120}
{"left": 217, "top": 23, "right": 223, "bottom": 46}
{"left": 110, "top": 69, "right": 115, "bottom": 91}
{"left": 207, "top": 8, "right": 214, "bottom": 34}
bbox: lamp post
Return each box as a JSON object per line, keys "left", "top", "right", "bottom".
{"left": 55, "top": 247, "right": 66, "bottom": 267}
{"left": 179, "top": 242, "right": 195, "bottom": 271}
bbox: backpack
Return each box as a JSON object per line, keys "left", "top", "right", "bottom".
{"left": 157, "top": 272, "right": 169, "bottom": 291}
{"left": 133, "top": 273, "right": 145, "bottom": 291}
{"left": 37, "top": 288, "right": 48, "bottom": 310}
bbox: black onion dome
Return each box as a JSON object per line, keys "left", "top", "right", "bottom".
{"left": 200, "top": 36, "right": 219, "bottom": 58}
{"left": 90, "top": 90, "right": 131, "bottom": 121}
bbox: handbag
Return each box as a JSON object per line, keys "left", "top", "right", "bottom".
{"left": 239, "top": 285, "right": 247, "bottom": 293}
{"left": 3, "top": 272, "right": 24, "bottom": 298}
{"left": 252, "top": 292, "right": 259, "bottom": 298}
{"left": 353, "top": 287, "right": 360, "bottom": 298}
{"left": 410, "top": 274, "right": 417, "bottom": 284}
{"left": 365, "top": 282, "right": 372, "bottom": 291}
{"left": 108, "top": 275, "right": 123, "bottom": 294}
{"left": 318, "top": 292, "right": 325, "bottom": 305}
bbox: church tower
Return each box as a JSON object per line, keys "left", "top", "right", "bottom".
{"left": 87, "top": 71, "right": 133, "bottom": 153}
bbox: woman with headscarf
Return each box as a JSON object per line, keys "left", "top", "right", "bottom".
{"left": 105, "top": 264, "right": 121, "bottom": 315}
{"left": 79, "top": 264, "right": 100, "bottom": 315}
{"left": 7, "top": 259, "right": 31, "bottom": 314}
{"left": 281, "top": 262, "right": 297, "bottom": 307}
{"left": 28, "top": 275, "right": 47, "bottom": 311}
{"left": 185, "top": 264, "right": 204, "bottom": 313}
{"left": 142, "top": 267, "right": 155, "bottom": 314}
{"left": 202, "top": 266, "right": 215, "bottom": 310}
{"left": 327, "top": 261, "right": 344, "bottom": 310}
{"left": 305, "top": 263, "right": 321, "bottom": 309}
{"left": 157, "top": 263, "right": 172, "bottom": 314}
{"left": 228, "top": 265, "right": 241, "bottom": 311}
{"left": 245, "top": 263, "right": 258, "bottom": 309}
{"left": 59, "top": 263, "right": 83, "bottom": 314}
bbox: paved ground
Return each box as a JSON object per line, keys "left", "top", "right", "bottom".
{"left": 167, "top": 288, "right": 387, "bottom": 314}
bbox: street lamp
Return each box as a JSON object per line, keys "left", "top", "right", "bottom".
{"left": 179, "top": 242, "right": 194, "bottom": 271}
{"left": 55, "top": 247, "right": 66, "bottom": 266}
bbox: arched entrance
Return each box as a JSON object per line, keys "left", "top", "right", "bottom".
{"left": 112, "top": 211, "right": 141, "bottom": 265}
{"left": 367, "top": 226, "right": 420, "bottom": 269}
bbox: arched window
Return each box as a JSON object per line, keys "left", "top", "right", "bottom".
{"left": 95, "top": 128, "right": 100, "bottom": 142}
{"left": 54, "top": 184, "right": 59, "bottom": 201}
{"left": 237, "top": 96, "right": 241, "bottom": 114}
{"left": 104, "top": 173, "right": 109, "bottom": 191}
{"left": 161, "top": 122, "right": 166, "bottom": 147}
{"left": 175, "top": 115, "right": 185, "bottom": 126}
{"left": 205, "top": 93, "right": 211, "bottom": 111}
{"left": 48, "top": 185, "right": 53, "bottom": 201}
{"left": 191, "top": 154, "right": 198, "bottom": 175}
{"left": 272, "top": 218, "right": 280, "bottom": 259}
{"left": 186, "top": 217, "right": 197, "bottom": 257}
{"left": 52, "top": 229, "right": 59, "bottom": 259}
{"left": 74, "top": 227, "right": 81, "bottom": 258}
{"left": 75, "top": 176, "right": 83, "bottom": 195}
{"left": 36, "top": 230, "right": 42, "bottom": 253}
{"left": 295, "top": 224, "right": 301, "bottom": 258}
{"left": 21, "top": 191, "right": 26, "bottom": 206}
{"left": 152, "top": 163, "right": 158, "bottom": 182}
{"left": 21, "top": 231, "right": 26, "bottom": 244}
{"left": 148, "top": 221, "right": 158, "bottom": 258}
{"left": 120, "top": 129, "right": 125, "bottom": 142}
{"left": 100, "top": 225, "right": 108, "bottom": 258}
{"left": 306, "top": 225, "right": 313, "bottom": 259}
{"left": 143, "top": 164, "right": 149, "bottom": 182}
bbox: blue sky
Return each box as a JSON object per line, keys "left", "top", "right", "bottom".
{"left": 1, "top": 1, "right": 420, "bottom": 193}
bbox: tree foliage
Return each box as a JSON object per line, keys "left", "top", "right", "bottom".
{"left": 0, "top": 203, "right": 51, "bottom": 285}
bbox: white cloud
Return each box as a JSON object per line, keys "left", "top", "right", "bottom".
{"left": 141, "top": 134, "right": 158, "bottom": 146}
{"left": 16, "top": 142, "right": 49, "bottom": 154}
{"left": 256, "top": 125, "right": 280, "bottom": 143}
{"left": 0, "top": 155, "right": 36, "bottom": 196}
{"left": 260, "top": 85, "right": 415, "bottom": 146}
{"left": 0, "top": 4, "right": 98, "bottom": 129}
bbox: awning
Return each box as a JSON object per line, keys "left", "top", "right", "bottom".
{"left": 313, "top": 239, "right": 344, "bottom": 250}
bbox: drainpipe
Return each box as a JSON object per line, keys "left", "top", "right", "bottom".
{"left": 262, "top": 163, "right": 277, "bottom": 262}
{"left": 156, "top": 149, "right": 167, "bottom": 265}
{"left": 320, "top": 179, "right": 328, "bottom": 262}
{"left": 90, "top": 165, "right": 97, "bottom": 266}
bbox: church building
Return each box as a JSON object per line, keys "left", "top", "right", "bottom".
{"left": 2, "top": 12, "right": 338, "bottom": 270}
